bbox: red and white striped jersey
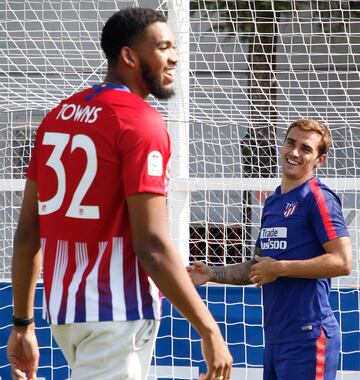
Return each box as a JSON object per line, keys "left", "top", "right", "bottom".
{"left": 27, "top": 84, "right": 171, "bottom": 325}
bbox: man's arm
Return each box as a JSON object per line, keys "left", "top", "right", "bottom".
{"left": 213, "top": 247, "right": 261, "bottom": 285}
{"left": 250, "top": 236, "right": 352, "bottom": 287}
{"left": 7, "top": 179, "right": 41, "bottom": 380}
{"left": 187, "top": 247, "right": 261, "bottom": 286}
{"left": 127, "top": 193, "right": 232, "bottom": 380}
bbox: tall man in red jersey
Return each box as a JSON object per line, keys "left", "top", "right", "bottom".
{"left": 7, "top": 8, "right": 232, "bottom": 380}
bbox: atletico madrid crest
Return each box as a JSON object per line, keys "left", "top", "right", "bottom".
{"left": 284, "top": 202, "right": 298, "bottom": 217}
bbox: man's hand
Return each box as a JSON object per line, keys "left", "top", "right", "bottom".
{"left": 199, "top": 330, "right": 233, "bottom": 380}
{"left": 7, "top": 325, "right": 39, "bottom": 380}
{"left": 186, "top": 261, "right": 212, "bottom": 286}
{"left": 128, "top": 194, "right": 232, "bottom": 378}
{"left": 249, "top": 256, "right": 280, "bottom": 287}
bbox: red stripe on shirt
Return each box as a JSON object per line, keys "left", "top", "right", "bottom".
{"left": 309, "top": 178, "right": 337, "bottom": 240}
{"left": 315, "top": 329, "right": 326, "bottom": 380}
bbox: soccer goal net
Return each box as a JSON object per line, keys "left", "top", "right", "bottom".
{"left": 0, "top": 1, "right": 359, "bottom": 379}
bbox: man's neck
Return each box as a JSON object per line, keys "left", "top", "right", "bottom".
{"left": 280, "top": 175, "right": 313, "bottom": 194}
{"left": 104, "top": 70, "right": 148, "bottom": 99}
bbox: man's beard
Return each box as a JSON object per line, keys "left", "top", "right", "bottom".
{"left": 140, "top": 62, "right": 175, "bottom": 100}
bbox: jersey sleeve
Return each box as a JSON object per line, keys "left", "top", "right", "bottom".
{"left": 26, "top": 146, "right": 37, "bottom": 181}
{"left": 26, "top": 125, "right": 45, "bottom": 182}
{"left": 255, "top": 195, "right": 272, "bottom": 250}
{"left": 308, "top": 181, "right": 349, "bottom": 244}
{"left": 255, "top": 236, "right": 261, "bottom": 250}
{"left": 118, "top": 112, "right": 171, "bottom": 198}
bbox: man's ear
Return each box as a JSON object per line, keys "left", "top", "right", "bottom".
{"left": 316, "top": 153, "right": 326, "bottom": 168}
{"left": 120, "top": 46, "right": 138, "bottom": 68}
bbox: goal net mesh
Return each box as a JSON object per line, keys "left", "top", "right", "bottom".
{"left": 0, "top": 0, "right": 359, "bottom": 379}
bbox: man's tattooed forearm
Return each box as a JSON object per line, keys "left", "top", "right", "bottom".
{"left": 208, "top": 248, "right": 260, "bottom": 285}
{"left": 213, "top": 267, "right": 229, "bottom": 283}
{"left": 212, "top": 262, "right": 252, "bottom": 285}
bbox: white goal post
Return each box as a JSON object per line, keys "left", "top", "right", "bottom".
{"left": 0, "top": 1, "right": 359, "bottom": 380}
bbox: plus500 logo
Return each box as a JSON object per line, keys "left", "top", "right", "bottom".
{"left": 260, "top": 239, "right": 287, "bottom": 250}
{"left": 260, "top": 227, "right": 287, "bottom": 250}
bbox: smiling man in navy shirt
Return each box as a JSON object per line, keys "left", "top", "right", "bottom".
{"left": 187, "top": 119, "right": 352, "bottom": 380}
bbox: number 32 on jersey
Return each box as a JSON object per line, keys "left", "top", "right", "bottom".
{"left": 39, "top": 132, "right": 99, "bottom": 219}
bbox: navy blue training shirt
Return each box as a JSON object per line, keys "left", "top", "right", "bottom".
{"left": 256, "top": 177, "right": 349, "bottom": 344}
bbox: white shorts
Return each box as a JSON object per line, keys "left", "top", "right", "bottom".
{"left": 51, "top": 319, "right": 160, "bottom": 380}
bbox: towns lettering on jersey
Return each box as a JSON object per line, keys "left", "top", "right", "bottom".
{"left": 56, "top": 103, "right": 102, "bottom": 124}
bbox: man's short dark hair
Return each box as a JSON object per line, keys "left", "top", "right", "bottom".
{"left": 101, "top": 7, "right": 167, "bottom": 64}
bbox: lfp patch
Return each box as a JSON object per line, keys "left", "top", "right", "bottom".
{"left": 148, "top": 150, "right": 163, "bottom": 176}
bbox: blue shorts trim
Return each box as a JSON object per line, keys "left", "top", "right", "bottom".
{"left": 263, "top": 329, "right": 340, "bottom": 380}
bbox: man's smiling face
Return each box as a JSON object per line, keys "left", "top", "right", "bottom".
{"left": 281, "top": 126, "right": 326, "bottom": 183}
